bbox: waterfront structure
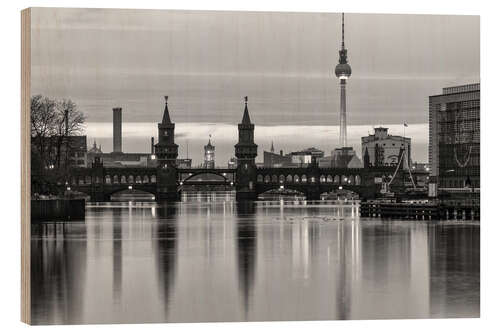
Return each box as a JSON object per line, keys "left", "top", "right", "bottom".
{"left": 429, "top": 83, "right": 480, "bottom": 190}
{"left": 334, "top": 13, "right": 352, "bottom": 148}
{"left": 203, "top": 136, "right": 215, "bottom": 168}
{"left": 361, "top": 127, "right": 411, "bottom": 168}
{"left": 112, "top": 107, "right": 122, "bottom": 154}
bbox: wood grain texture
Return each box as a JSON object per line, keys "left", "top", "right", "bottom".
{"left": 21, "top": 7, "right": 31, "bottom": 325}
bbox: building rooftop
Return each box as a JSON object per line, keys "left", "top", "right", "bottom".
{"left": 442, "top": 83, "right": 480, "bottom": 95}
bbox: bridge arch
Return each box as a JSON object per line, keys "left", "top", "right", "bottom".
{"left": 182, "top": 171, "right": 230, "bottom": 183}
{"left": 109, "top": 187, "right": 156, "bottom": 201}
{"left": 256, "top": 186, "right": 307, "bottom": 198}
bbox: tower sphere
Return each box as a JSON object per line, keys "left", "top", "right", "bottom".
{"left": 335, "top": 63, "right": 352, "bottom": 78}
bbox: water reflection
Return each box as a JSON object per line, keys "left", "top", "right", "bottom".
{"left": 112, "top": 209, "right": 122, "bottom": 304}
{"left": 153, "top": 204, "right": 178, "bottom": 317}
{"left": 30, "top": 195, "right": 480, "bottom": 324}
{"left": 236, "top": 202, "right": 257, "bottom": 319}
{"left": 31, "top": 223, "right": 88, "bottom": 324}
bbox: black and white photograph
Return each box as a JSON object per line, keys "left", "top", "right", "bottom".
{"left": 21, "top": 6, "right": 480, "bottom": 326}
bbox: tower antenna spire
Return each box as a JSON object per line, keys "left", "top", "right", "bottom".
{"left": 341, "top": 12, "right": 345, "bottom": 50}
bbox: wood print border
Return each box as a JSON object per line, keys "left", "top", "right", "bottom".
{"left": 21, "top": 7, "right": 31, "bottom": 325}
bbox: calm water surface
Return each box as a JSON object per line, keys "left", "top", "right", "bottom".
{"left": 31, "top": 193, "right": 479, "bottom": 324}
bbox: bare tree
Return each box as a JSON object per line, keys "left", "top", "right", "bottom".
{"left": 31, "top": 95, "right": 57, "bottom": 172}
{"left": 31, "top": 95, "right": 86, "bottom": 195}
{"left": 54, "top": 98, "right": 86, "bottom": 168}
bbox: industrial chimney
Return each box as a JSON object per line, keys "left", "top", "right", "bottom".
{"left": 112, "top": 107, "right": 122, "bottom": 153}
{"left": 151, "top": 137, "right": 154, "bottom": 154}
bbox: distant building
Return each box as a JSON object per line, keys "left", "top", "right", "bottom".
{"left": 87, "top": 151, "right": 155, "bottom": 168}
{"left": 176, "top": 158, "right": 192, "bottom": 168}
{"left": 263, "top": 146, "right": 324, "bottom": 167}
{"left": 228, "top": 157, "right": 237, "bottom": 169}
{"left": 290, "top": 147, "right": 324, "bottom": 165}
{"left": 263, "top": 150, "right": 292, "bottom": 167}
{"left": 41, "top": 135, "right": 88, "bottom": 168}
{"left": 361, "top": 127, "right": 411, "bottom": 169}
{"left": 318, "top": 147, "right": 362, "bottom": 168}
{"left": 429, "top": 83, "right": 480, "bottom": 190}
{"left": 203, "top": 137, "right": 215, "bottom": 168}
{"left": 88, "top": 139, "right": 103, "bottom": 155}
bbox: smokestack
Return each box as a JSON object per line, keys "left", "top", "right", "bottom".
{"left": 112, "top": 107, "right": 122, "bottom": 153}
{"left": 280, "top": 149, "right": 283, "bottom": 156}
{"left": 64, "top": 109, "right": 69, "bottom": 136}
{"left": 151, "top": 137, "right": 154, "bottom": 154}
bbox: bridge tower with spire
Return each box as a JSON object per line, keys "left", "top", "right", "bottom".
{"left": 235, "top": 96, "right": 258, "bottom": 201}
{"left": 155, "top": 96, "right": 179, "bottom": 201}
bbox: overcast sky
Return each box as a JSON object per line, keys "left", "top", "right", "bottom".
{"left": 31, "top": 8, "right": 479, "bottom": 165}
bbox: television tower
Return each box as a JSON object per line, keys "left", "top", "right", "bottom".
{"left": 334, "top": 13, "right": 352, "bottom": 148}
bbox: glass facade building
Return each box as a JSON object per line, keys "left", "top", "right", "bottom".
{"left": 429, "top": 83, "right": 480, "bottom": 190}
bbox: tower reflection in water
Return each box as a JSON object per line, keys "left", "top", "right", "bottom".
{"left": 235, "top": 201, "right": 257, "bottom": 319}
{"left": 152, "top": 203, "right": 178, "bottom": 318}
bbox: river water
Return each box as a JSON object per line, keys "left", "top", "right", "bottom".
{"left": 30, "top": 192, "right": 480, "bottom": 324}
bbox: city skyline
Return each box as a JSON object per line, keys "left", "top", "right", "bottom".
{"left": 31, "top": 9, "right": 479, "bottom": 165}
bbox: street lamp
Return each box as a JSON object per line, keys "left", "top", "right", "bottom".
{"left": 128, "top": 185, "right": 132, "bottom": 190}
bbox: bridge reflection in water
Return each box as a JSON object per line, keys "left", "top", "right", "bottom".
{"left": 30, "top": 192, "right": 479, "bottom": 324}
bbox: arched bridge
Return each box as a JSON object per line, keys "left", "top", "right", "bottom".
{"left": 64, "top": 164, "right": 396, "bottom": 201}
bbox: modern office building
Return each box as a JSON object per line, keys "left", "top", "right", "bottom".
{"left": 429, "top": 83, "right": 480, "bottom": 190}
{"left": 361, "top": 127, "right": 411, "bottom": 169}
